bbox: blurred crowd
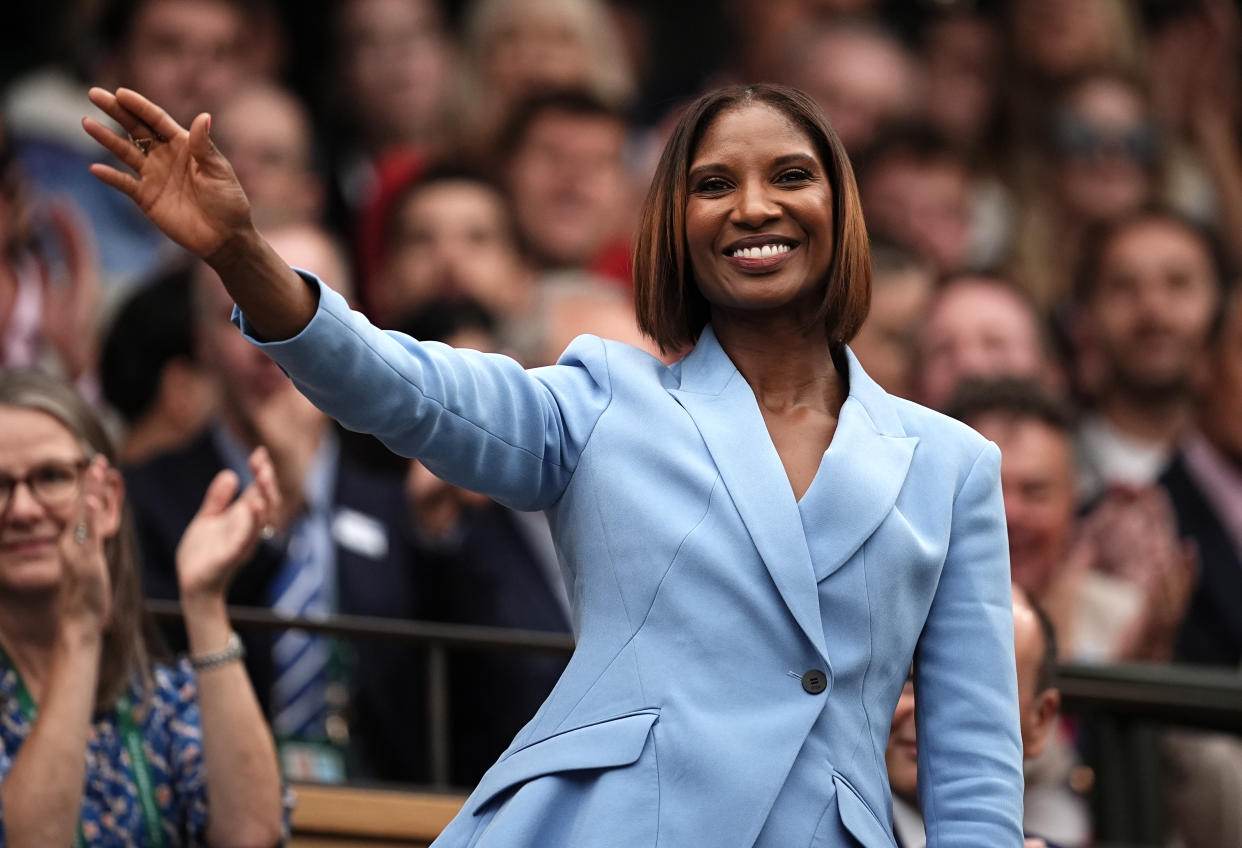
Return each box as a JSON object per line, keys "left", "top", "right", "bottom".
{"left": 1, "top": 0, "right": 1241, "bottom": 845}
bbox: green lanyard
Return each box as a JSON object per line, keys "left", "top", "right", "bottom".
{"left": 0, "top": 649, "right": 167, "bottom": 848}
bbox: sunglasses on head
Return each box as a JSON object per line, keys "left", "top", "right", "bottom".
{"left": 1052, "top": 114, "right": 1159, "bottom": 167}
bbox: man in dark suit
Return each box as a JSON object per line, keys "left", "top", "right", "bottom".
{"left": 1161, "top": 283, "right": 1242, "bottom": 667}
{"left": 125, "top": 228, "right": 428, "bottom": 783}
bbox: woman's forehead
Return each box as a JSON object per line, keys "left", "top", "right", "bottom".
{"left": 0, "top": 406, "right": 81, "bottom": 459}
{"left": 691, "top": 103, "right": 821, "bottom": 165}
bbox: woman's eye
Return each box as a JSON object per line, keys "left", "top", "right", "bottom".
{"left": 776, "top": 168, "right": 813, "bottom": 184}
{"left": 693, "top": 177, "right": 731, "bottom": 193}
{"left": 33, "top": 466, "right": 74, "bottom": 485}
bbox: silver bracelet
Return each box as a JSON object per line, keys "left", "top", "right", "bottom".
{"left": 188, "top": 631, "right": 245, "bottom": 671}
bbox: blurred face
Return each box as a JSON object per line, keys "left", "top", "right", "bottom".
{"left": 1014, "top": 0, "right": 1118, "bottom": 81}
{"left": 921, "top": 15, "right": 1000, "bottom": 147}
{"left": 194, "top": 267, "right": 289, "bottom": 418}
{"left": 118, "top": 0, "right": 248, "bottom": 127}
{"left": 850, "top": 268, "right": 933, "bottom": 398}
{"left": 340, "top": 0, "right": 453, "bottom": 147}
{"left": 382, "top": 180, "right": 527, "bottom": 319}
{"left": 794, "top": 31, "right": 915, "bottom": 153}
{"left": 684, "top": 104, "right": 835, "bottom": 323}
{"left": 861, "top": 157, "right": 969, "bottom": 273}
{"left": 1054, "top": 79, "right": 1154, "bottom": 223}
{"left": 971, "top": 414, "right": 1076, "bottom": 599}
{"left": 917, "top": 280, "right": 1046, "bottom": 410}
{"left": 1086, "top": 219, "right": 1218, "bottom": 401}
{"left": 214, "top": 87, "right": 319, "bottom": 228}
{"left": 884, "top": 676, "right": 918, "bottom": 803}
{"left": 482, "top": 0, "right": 595, "bottom": 109}
{"left": 507, "top": 110, "right": 628, "bottom": 268}
{"left": 0, "top": 408, "right": 118, "bottom": 595}
{"left": 1201, "top": 294, "right": 1242, "bottom": 466}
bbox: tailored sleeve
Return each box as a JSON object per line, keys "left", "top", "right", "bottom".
{"left": 914, "top": 441, "right": 1025, "bottom": 847}
{"left": 234, "top": 272, "right": 614, "bottom": 511}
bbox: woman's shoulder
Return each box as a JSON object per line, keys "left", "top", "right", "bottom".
{"left": 886, "top": 393, "right": 995, "bottom": 469}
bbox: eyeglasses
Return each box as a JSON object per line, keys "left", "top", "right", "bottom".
{"left": 0, "top": 459, "right": 91, "bottom": 513}
{"left": 1052, "top": 114, "right": 1159, "bottom": 167}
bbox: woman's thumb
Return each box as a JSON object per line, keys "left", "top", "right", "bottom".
{"left": 200, "top": 469, "right": 240, "bottom": 516}
{"left": 188, "top": 112, "right": 218, "bottom": 164}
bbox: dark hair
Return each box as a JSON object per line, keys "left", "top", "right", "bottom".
{"left": 0, "top": 370, "right": 153, "bottom": 708}
{"left": 854, "top": 123, "right": 967, "bottom": 189}
{"left": 1074, "top": 206, "right": 1233, "bottom": 335}
{"left": 99, "top": 0, "right": 252, "bottom": 50}
{"left": 494, "top": 88, "right": 629, "bottom": 165}
{"left": 1030, "top": 595, "right": 1059, "bottom": 695}
{"left": 381, "top": 160, "right": 515, "bottom": 261}
{"left": 633, "top": 83, "right": 871, "bottom": 352}
{"left": 944, "top": 376, "right": 1074, "bottom": 434}
{"left": 100, "top": 266, "right": 195, "bottom": 424}
{"left": 396, "top": 296, "right": 497, "bottom": 345}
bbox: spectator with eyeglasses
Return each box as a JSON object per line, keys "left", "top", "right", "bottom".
{"left": 0, "top": 369, "right": 287, "bottom": 847}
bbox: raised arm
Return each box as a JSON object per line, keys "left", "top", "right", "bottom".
{"left": 82, "top": 87, "right": 313, "bottom": 341}
{"left": 1, "top": 460, "right": 112, "bottom": 848}
{"left": 175, "top": 448, "right": 284, "bottom": 848}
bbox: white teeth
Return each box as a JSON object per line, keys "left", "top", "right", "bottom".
{"left": 730, "top": 243, "right": 792, "bottom": 259}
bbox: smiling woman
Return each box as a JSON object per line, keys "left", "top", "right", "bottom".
{"left": 81, "top": 82, "right": 1023, "bottom": 847}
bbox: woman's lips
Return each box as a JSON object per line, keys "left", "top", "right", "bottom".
{"left": 0, "top": 538, "right": 57, "bottom": 556}
{"left": 723, "top": 244, "right": 797, "bottom": 273}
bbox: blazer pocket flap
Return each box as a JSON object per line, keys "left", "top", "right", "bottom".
{"left": 469, "top": 711, "right": 659, "bottom": 815}
{"left": 833, "top": 772, "right": 897, "bottom": 848}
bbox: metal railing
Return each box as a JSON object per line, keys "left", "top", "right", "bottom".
{"left": 146, "top": 600, "right": 1242, "bottom": 845}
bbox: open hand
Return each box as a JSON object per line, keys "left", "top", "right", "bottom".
{"left": 56, "top": 457, "right": 112, "bottom": 636}
{"left": 176, "top": 447, "right": 281, "bottom": 602}
{"left": 82, "top": 87, "right": 253, "bottom": 262}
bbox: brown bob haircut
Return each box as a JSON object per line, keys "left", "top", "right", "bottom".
{"left": 633, "top": 84, "right": 871, "bottom": 352}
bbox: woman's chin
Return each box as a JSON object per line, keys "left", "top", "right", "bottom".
{"left": 0, "top": 558, "right": 63, "bottom": 597}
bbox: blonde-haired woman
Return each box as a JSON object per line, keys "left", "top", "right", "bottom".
{"left": 0, "top": 370, "right": 286, "bottom": 847}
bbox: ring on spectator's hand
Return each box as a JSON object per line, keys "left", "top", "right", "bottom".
{"left": 131, "top": 137, "right": 156, "bottom": 155}
{"left": 260, "top": 524, "right": 277, "bottom": 541}
{"left": 74, "top": 523, "right": 89, "bottom": 544}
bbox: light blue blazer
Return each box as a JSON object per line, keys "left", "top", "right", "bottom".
{"left": 239, "top": 276, "right": 1024, "bottom": 847}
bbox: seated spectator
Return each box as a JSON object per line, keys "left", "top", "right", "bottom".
{"left": 372, "top": 162, "right": 533, "bottom": 326}
{"left": 947, "top": 378, "right": 1195, "bottom": 665}
{"left": 1156, "top": 278, "right": 1242, "bottom": 848}
{"left": 0, "top": 369, "right": 286, "bottom": 846}
{"left": 848, "top": 239, "right": 934, "bottom": 400}
{"left": 124, "top": 228, "right": 428, "bottom": 784}
{"left": 397, "top": 297, "right": 571, "bottom": 787}
{"left": 1072, "top": 208, "right": 1226, "bottom": 501}
{"left": 497, "top": 90, "right": 632, "bottom": 284}
{"left": 1160, "top": 279, "right": 1242, "bottom": 667}
{"left": 0, "top": 137, "right": 100, "bottom": 384}
{"left": 887, "top": 585, "right": 1068, "bottom": 848}
{"left": 914, "top": 273, "right": 1059, "bottom": 411}
{"left": 212, "top": 82, "right": 324, "bottom": 229}
{"left": 18, "top": 0, "right": 256, "bottom": 290}
{"left": 99, "top": 265, "right": 214, "bottom": 465}
{"left": 857, "top": 127, "right": 974, "bottom": 275}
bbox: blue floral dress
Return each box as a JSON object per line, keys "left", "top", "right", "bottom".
{"left": 0, "top": 658, "right": 293, "bottom": 846}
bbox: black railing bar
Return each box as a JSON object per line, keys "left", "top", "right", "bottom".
{"left": 427, "top": 646, "right": 451, "bottom": 788}
{"left": 144, "top": 599, "right": 576, "bottom": 654}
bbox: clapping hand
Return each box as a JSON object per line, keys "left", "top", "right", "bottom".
{"left": 176, "top": 447, "right": 281, "bottom": 603}
{"left": 81, "top": 87, "right": 252, "bottom": 263}
{"left": 56, "top": 457, "right": 113, "bottom": 637}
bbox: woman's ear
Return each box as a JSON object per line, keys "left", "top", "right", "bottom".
{"left": 97, "top": 466, "right": 126, "bottom": 539}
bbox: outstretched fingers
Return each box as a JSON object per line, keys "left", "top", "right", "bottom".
{"left": 87, "top": 87, "right": 160, "bottom": 141}
{"left": 86, "top": 162, "right": 141, "bottom": 199}
{"left": 81, "top": 115, "right": 147, "bottom": 172}
{"left": 114, "top": 87, "right": 187, "bottom": 144}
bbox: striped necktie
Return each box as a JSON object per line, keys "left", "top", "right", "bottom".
{"left": 269, "top": 510, "right": 332, "bottom": 739}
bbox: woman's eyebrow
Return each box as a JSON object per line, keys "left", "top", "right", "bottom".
{"left": 688, "top": 152, "right": 820, "bottom": 182}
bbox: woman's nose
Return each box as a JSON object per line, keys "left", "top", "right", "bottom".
{"left": 731, "top": 179, "right": 780, "bottom": 226}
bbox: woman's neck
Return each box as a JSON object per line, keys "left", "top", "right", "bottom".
{"left": 0, "top": 592, "right": 61, "bottom": 699}
{"left": 713, "top": 313, "right": 844, "bottom": 413}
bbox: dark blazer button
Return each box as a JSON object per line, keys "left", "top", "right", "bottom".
{"left": 802, "top": 669, "right": 827, "bottom": 695}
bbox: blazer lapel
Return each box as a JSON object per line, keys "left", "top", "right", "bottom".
{"left": 670, "top": 328, "right": 830, "bottom": 665}
{"left": 806, "top": 350, "right": 919, "bottom": 581}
